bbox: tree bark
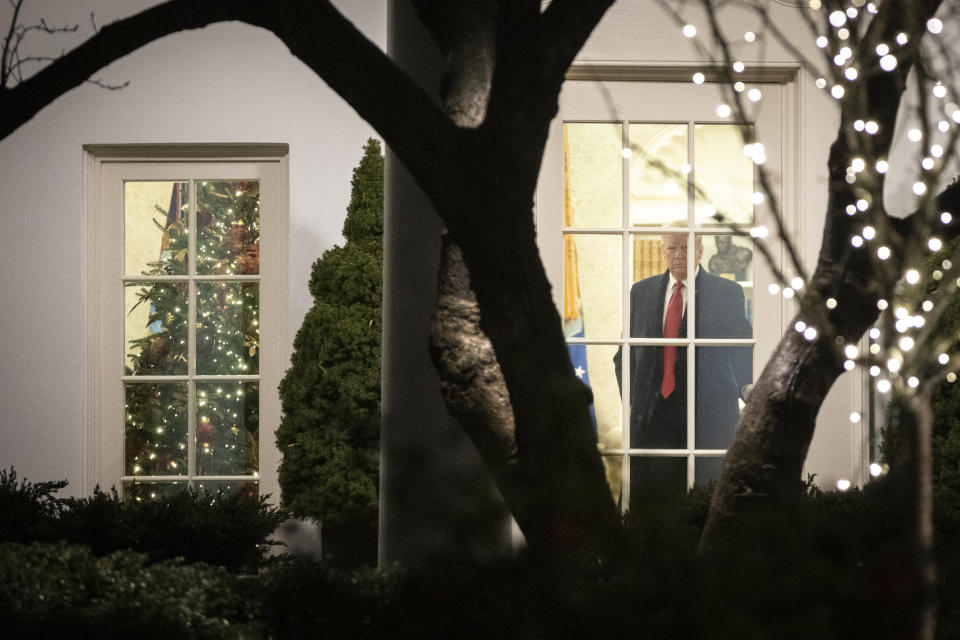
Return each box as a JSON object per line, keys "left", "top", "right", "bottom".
{"left": 889, "top": 393, "right": 939, "bottom": 640}
{"left": 700, "top": 0, "right": 950, "bottom": 555}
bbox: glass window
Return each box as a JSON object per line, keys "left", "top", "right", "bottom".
{"left": 121, "top": 179, "right": 262, "bottom": 500}
{"left": 562, "top": 120, "right": 760, "bottom": 501}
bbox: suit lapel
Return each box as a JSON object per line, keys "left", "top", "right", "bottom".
{"left": 652, "top": 271, "right": 669, "bottom": 338}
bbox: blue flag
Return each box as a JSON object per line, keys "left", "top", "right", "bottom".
{"left": 565, "top": 311, "right": 597, "bottom": 436}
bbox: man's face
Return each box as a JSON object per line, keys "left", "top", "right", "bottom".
{"left": 661, "top": 233, "right": 703, "bottom": 281}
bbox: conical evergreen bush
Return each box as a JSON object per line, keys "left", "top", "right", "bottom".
{"left": 277, "top": 140, "right": 383, "bottom": 564}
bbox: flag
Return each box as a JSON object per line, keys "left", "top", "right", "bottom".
{"left": 148, "top": 183, "right": 187, "bottom": 334}
{"left": 563, "top": 127, "right": 597, "bottom": 435}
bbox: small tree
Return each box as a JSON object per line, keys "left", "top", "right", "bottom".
{"left": 276, "top": 139, "right": 383, "bottom": 564}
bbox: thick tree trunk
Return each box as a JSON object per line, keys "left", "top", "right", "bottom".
{"left": 888, "top": 393, "right": 938, "bottom": 640}
{"left": 428, "top": 160, "right": 621, "bottom": 553}
{"left": 416, "top": 1, "right": 621, "bottom": 556}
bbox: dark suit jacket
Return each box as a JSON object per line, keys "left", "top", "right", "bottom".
{"left": 614, "top": 268, "right": 752, "bottom": 449}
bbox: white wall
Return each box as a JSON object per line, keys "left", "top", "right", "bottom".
{"left": 0, "top": 0, "right": 386, "bottom": 494}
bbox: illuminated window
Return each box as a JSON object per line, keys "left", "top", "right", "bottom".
{"left": 539, "top": 81, "right": 784, "bottom": 509}
{"left": 85, "top": 145, "right": 287, "bottom": 501}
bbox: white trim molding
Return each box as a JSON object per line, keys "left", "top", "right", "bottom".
{"left": 82, "top": 144, "right": 289, "bottom": 501}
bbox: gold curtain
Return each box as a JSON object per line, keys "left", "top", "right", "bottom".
{"left": 633, "top": 236, "right": 667, "bottom": 282}
{"left": 563, "top": 127, "right": 581, "bottom": 325}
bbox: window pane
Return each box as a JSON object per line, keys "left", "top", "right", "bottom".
{"left": 196, "top": 180, "right": 261, "bottom": 276}
{"left": 125, "top": 282, "right": 188, "bottom": 375}
{"left": 196, "top": 382, "right": 259, "bottom": 476}
{"left": 695, "top": 345, "right": 753, "bottom": 449}
{"left": 691, "top": 233, "right": 755, "bottom": 336}
{"left": 564, "top": 234, "right": 621, "bottom": 341}
{"left": 194, "top": 481, "right": 259, "bottom": 501}
{"left": 563, "top": 123, "right": 622, "bottom": 228}
{"left": 621, "top": 345, "right": 688, "bottom": 449}
{"left": 123, "top": 480, "right": 188, "bottom": 502}
{"left": 571, "top": 343, "right": 622, "bottom": 449}
{"left": 601, "top": 454, "right": 622, "bottom": 504}
{"left": 125, "top": 382, "right": 188, "bottom": 475}
{"left": 703, "top": 233, "right": 755, "bottom": 289}
{"left": 694, "top": 124, "right": 754, "bottom": 226}
{"left": 125, "top": 181, "right": 189, "bottom": 276}
{"left": 629, "top": 456, "right": 687, "bottom": 501}
{"left": 196, "top": 282, "right": 259, "bottom": 375}
{"left": 694, "top": 456, "right": 724, "bottom": 485}
{"left": 630, "top": 233, "right": 669, "bottom": 282}
{"left": 628, "top": 123, "right": 687, "bottom": 226}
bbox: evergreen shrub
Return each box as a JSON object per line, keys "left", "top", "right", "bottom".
{"left": 277, "top": 139, "right": 383, "bottom": 563}
{"left": 0, "top": 542, "right": 251, "bottom": 640}
{"left": 0, "top": 468, "right": 66, "bottom": 543}
{"left": 0, "top": 468, "right": 285, "bottom": 573}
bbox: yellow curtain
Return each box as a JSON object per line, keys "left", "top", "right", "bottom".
{"left": 563, "top": 127, "right": 581, "bottom": 325}
{"left": 633, "top": 236, "right": 667, "bottom": 282}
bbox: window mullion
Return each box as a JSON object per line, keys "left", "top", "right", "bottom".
{"left": 686, "top": 120, "right": 696, "bottom": 489}
{"left": 620, "top": 119, "right": 631, "bottom": 511}
{"left": 187, "top": 180, "right": 198, "bottom": 485}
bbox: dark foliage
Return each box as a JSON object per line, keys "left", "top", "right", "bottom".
{"left": 276, "top": 139, "right": 383, "bottom": 561}
{"left": 246, "top": 481, "right": 957, "bottom": 640}
{"left": 0, "top": 542, "right": 252, "bottom": 640}
{"left": 0, "top": 468, "right": 67, "bottom": 543}
{"left": 2, "top": 466, "right": 959, "bottom": 637}
{"left": 59, "top": 486, "right": 286, "bottom": 573}
{"left": 253, "top": 556, "right": 395, "bottom": 639}
{"left": 0, "top": 469, "right": 285, "bottom": 573}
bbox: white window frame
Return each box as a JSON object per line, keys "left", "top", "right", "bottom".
{"left": 83, "top": 144, "right": 289, "bottom": 502}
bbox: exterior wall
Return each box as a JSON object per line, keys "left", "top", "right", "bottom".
{"left": 0, "top": 0, "right": 386, "bottom": 495}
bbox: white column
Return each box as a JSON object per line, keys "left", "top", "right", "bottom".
{"left": 379, "top": 0, "right": 512, "bottom": 565}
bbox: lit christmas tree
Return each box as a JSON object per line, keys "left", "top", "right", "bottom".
{"left": 124, "top": 180, "right": 261, "bottom": 497}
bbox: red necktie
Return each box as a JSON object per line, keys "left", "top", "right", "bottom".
{"left": 661, "top": 281, "right": 684, "bottom": 398}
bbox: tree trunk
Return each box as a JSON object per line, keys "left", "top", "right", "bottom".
{"left": 888, "top": 393, "right": 938, "bottom": 640}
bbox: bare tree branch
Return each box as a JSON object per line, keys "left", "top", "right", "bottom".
{"left": 0, "top": 0, "right": 460, "bottom": 208}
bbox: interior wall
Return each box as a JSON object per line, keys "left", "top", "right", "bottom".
{"left": 0, "top": 0, "right": 386, "bottom": 494}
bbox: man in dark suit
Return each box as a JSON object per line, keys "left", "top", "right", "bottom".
{"left": 614, "top": 232, "right": 752, "bottom": 489}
